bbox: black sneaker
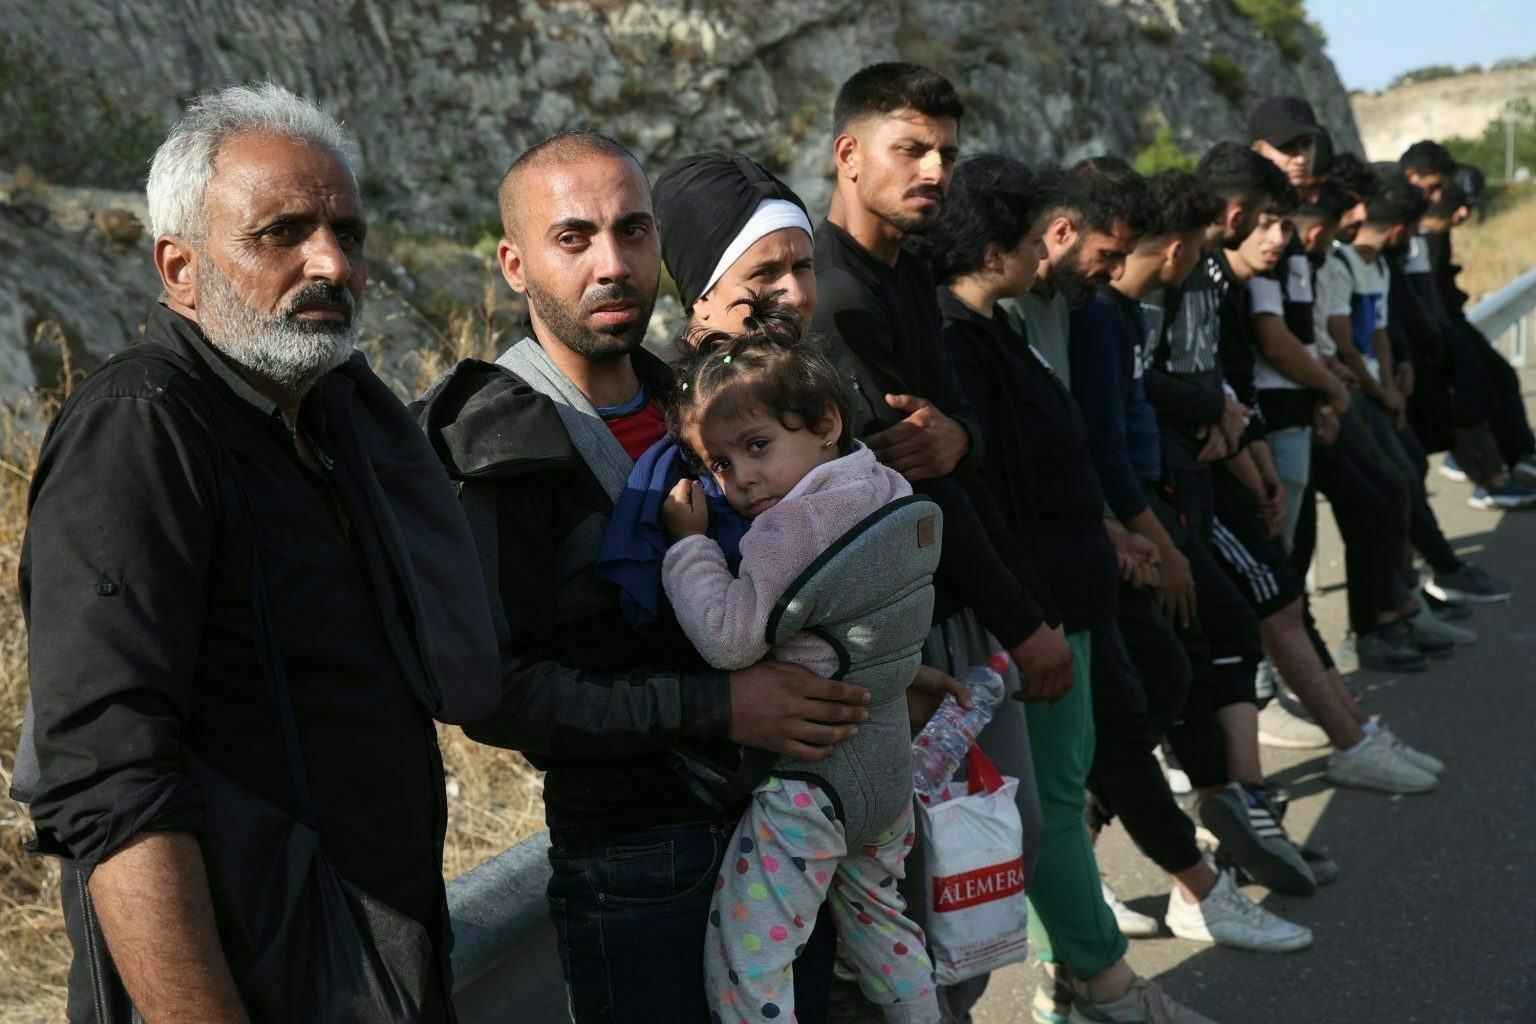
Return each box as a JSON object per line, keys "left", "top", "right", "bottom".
{"left": 1300, "top": 846, "right": 1339, "bottom": 885}
{"left": 1357, "top": 622, "right": 1428, "bottom": 672}
{"left": 1232, "top": 844, "right": 1338, "bottom": 888}
{"left": 1423, "top": 588, "right": 1474, "bottom": 622}
{"left": 1198, "top": 783, "right": 1315, "bottom": 895}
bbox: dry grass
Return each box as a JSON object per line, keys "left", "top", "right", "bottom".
{"left": 1452, "top": 184, "right": 1536, "bottom": 303}
{"left": 0, "top": 311, "right": 545, "bottom": 1021}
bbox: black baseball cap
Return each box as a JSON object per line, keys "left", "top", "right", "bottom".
{"left": 1248, "top": 96, "right": 1322, "bottom": 148}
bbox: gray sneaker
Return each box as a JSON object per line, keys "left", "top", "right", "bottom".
{"left": 1326, "top": 734, "right": 1438, "bottom": 794}
{"left": 1068, "top": 978, "right": 1217, "bottom": 1024}
{"left": 1515, "top": 455, "right": 1536, "bottom": 487}
{"left": 1409, "top": 598, "right": 1477, "bottom": 646}
{"left": 1257, "top": 698, "right": 1330, "bottom": 749}
{"left": 1426, "top": 563, "right": 1514, "bottom": 604}
{"left": 1378, "top": 726, "right": 1445, "bottom": 775}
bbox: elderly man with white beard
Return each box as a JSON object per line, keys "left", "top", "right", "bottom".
{"left": 16, "top": 83, "right": 499, "bottom": 1023}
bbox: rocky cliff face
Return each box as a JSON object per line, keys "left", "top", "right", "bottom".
{"left": 0, "top": 0, "right": 1359, "bottom": 408}
{"left": 1351, "top": 66, "right": 1536, "bottom": 162}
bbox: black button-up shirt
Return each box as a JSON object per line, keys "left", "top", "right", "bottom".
{"left": 21, "top": 305, "right": 452, "bottom": 1012}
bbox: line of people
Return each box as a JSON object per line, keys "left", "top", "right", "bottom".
{"left": 15, "top": 64, "right": 1528, "bottom": 1024}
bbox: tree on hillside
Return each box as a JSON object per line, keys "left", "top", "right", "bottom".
{"left": 1444, "top": 99, "right": 1536, "bottom": 182}
{"left": 1386, "top": 64, "right": 1461, "bottom": 89}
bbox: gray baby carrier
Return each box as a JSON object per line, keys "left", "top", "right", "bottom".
{"left": 695, "top": 494, "right": 942, "bottom": 848}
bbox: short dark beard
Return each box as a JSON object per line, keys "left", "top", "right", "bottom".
{"left": 871, "top": 183, "right": 946, "bottom": 238}
{"left": 1049, "top": 236, "right": 1106, "bottom": 308}
{"left": 523, "top": 276, "right": 656, "bottom": 362}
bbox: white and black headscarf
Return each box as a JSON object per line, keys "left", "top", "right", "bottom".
{"left": 652, "top": 152, "right": 813, "bottom": 311}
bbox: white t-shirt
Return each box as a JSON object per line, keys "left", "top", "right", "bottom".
{"left": 1249, "top": 250, "right": 1318, "bottom": 391}
{"left": 1312, "top": 248, "right": 1352, "bottom": 358}
{"left": 1332, "top": 244, "right": 1390, "bottom": 383}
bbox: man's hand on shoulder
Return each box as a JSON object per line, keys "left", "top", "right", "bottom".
{"left": 728, "top": 662, "right": 870, "bottom": 762}
{"left": 867, "top": 394, "right": 971, "bottom": 482}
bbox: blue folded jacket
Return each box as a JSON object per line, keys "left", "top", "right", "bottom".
{"left": 596, "top": 436, "right": 747, "bottom": 628}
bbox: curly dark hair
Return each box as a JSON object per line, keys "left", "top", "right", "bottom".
{"left": 1146, "top": 170, "right": 1224, "bottom": 237}
{"left": 1326, "top": 151, "right": 1379, "bottom": 206}
{"left": 1065, "top": 156, "right": 1161, "bottom": 237}
{"left": 906, "top": 153, "right": 1048, "bottom": 284}
{"left": 668, "top": 289, "right": 854, "bottom": 464}
{"left": 1294, "top": 176, "right": 1355, "bottom": 226}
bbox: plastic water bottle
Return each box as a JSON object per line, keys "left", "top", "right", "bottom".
{"left": 912, "top": 652, "right": 1009, "bottom": 803}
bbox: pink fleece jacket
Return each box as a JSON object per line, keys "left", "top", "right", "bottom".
{"left": 662, "top": 443, "right": 912, "bottom": 675}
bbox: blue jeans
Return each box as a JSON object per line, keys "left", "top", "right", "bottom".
{"left": 1265, "top": 426, "right": 1312, "bottom": 554}
{"left": 548, "top": 820, "right": 836, "bottom": 1023}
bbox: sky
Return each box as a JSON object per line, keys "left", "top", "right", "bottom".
{"left": 1309, "top": 0, "right": 1536, "bottom": 92}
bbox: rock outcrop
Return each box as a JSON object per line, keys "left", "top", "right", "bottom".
{"left": 0, "top": 0, "right": 1360, "bottom": 408}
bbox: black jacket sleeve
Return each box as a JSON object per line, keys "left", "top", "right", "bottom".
{"left": 457, "top": 476, "right": 733, "bottom": 757}
{"left": 939, "top": 321, "right": 1062, "bottom": 636}
{"left": 21, "top": 390, "right": 216, "bottom": 865}
{"left": 1143, "top": 367, "right": 1227, "bottom": 425}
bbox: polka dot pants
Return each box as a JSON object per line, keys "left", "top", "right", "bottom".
{"left": 705, "top": 776, "right": 938, "bottom": 1024}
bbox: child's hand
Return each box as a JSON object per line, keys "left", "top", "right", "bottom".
{"left": 662, "top": 479, "right": 710, "bottom": 539}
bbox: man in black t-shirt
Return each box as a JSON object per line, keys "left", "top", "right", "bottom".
{"left": 811, "top": 64, "right": 1210, "bottom": 1024}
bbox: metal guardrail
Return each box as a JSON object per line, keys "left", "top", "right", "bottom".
{"left": 1468, "top": 265, "right": 1536, "bottom": 366}
{"left": 448, "top": 829, "right": 563, "bottom": 1022}
{"left": 443, "top": 266, "right": 1536, "bottom": 1023}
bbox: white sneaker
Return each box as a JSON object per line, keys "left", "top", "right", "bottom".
{"left": 1257, "top": 699, "right": 1330, "bottom": 749}
{"left": 1067, "top": 977, "right": 1216, "bottom": 1024}
{"left": 1102, "top": 879, "right": 1160, "bottom": 938}
{"left": 1326, "top": 734, "right": 1438, "bottom": 794}
{"left": 1167, "top": 766, "right": 1192, "bottom": 795}
{"left": 1377, "top": 726, "right": 1445, "bottom": 775}
{"left": 1165, "top": 867, "right": 1313, "bottom": 952}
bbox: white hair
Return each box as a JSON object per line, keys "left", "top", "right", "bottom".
{"left": 146, "top": 81, "right": 361, "bottom": 239}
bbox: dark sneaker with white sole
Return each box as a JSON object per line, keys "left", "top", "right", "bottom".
{"left": 1403, "top": 617, "right": 1455, "bottom": 659}
{"left": 1422, "top": 588, "right": 1474, "bottom": 621}
{"left": 1198, "top": 782, "right": 1314, "bottom": 895}
{"left": 1426, "top": 563, "right": 1514, "bottom": 604}
{"left": 1468, "top": 482, "right": 1536, "bottom": 509}
{"left": 1356, "top": 623, "right": 1428, "bottom": 672}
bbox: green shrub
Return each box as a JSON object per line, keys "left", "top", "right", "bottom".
{"left": 1228, "top": 0, "right": 1309, "bottom": 62}
{"left": 1386, "top": 64, "right": 1461, "bottom": 89}
{"left": 1134, "top": 126, "right": 1199, "bottom": 174}
{"left": 1205, "top": 53, "right": 1248, "bottom": 105}
{"left": 1140, "top": 23, "right": 1175, "bottom": 45}
{"left": 1444, "top": 99, "right": 1536, "bottom": 184}
{"left": 0, "top": 33, "right": 163, "bottom": 190}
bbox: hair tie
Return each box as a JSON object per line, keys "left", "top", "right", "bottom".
{"left": 681, "top": 382, "right": 689, "bottom": 390}
{"left": 722, "top": 355, "right": 732, "bottom": 364}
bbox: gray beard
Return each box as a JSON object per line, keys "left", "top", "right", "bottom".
{"left": 196, "top": 259, "right": 360, "bottom": 399}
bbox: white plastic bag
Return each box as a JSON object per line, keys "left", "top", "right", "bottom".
{"left": 918, "top": 746, "right": 1029, "bottom": 984}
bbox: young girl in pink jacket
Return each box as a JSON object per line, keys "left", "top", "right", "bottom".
{"left": 662, "top": 295, "right": 942, "bottom": 1024}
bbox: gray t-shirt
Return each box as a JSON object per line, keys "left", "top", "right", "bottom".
{"left": 1001, "top": 283, "right": 1072, "bottom": 388}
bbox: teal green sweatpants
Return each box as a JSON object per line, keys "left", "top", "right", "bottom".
{"left": 1024, "top": 630, "right": 1127, "bottom": 978}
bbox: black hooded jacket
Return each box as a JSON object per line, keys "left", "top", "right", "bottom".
{"left": 413, "top": 347, "right": 741, "bottom": 835}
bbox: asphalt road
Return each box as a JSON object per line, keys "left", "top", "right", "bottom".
{"left": 966, "top": 368, "right": 1536, "bottom": 1024}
